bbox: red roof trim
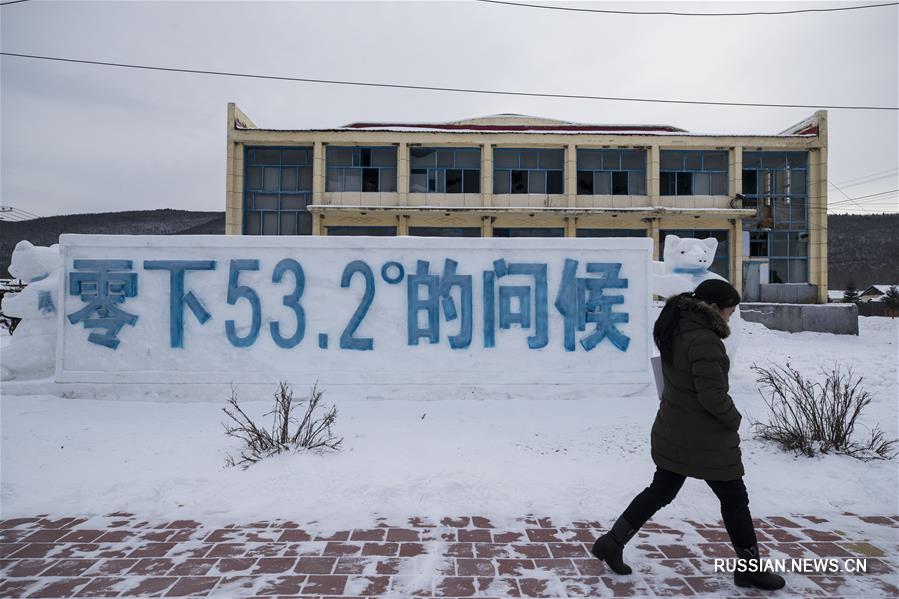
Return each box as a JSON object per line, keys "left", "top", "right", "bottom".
{"left": 344, "top": 122, "right": 686, "bottom": 133}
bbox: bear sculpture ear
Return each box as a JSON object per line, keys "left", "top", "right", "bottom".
{"left": 700, "top": 237, "right": 718, "bottom": 254}
{"left": 663, "top": 234, "right": 681, "bottom": 259}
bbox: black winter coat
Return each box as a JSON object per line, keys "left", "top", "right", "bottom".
{"left": 650, "top": 295, "right": 744, "bottom": 481}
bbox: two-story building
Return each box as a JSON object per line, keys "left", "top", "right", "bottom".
{"left": 225, "top": 104, "right": 828, "bottom": 302}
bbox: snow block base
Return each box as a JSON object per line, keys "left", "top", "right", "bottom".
{"left": 740, "top": 302, "right": 859, "bottom": 335}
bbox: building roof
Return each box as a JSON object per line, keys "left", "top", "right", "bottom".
{"left": 861, "top": 284, "right": 896, "bottom": 296}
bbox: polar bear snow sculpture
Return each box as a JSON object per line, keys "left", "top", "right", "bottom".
{"left": 1, "top": 241, "right": 60, "bottom": 380}
{"left": 651, "top": 235, "right": 742, "bottom": 361}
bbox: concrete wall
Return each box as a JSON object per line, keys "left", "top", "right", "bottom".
{"left": 740, "top": 302, "right": 858, "bottom": 335}
{"left": 759, "top": 283, "right": 819, "bottom": 304}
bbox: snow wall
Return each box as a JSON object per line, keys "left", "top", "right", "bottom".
{"left": 56, "top": 235, "right": 652, "bottom": 392}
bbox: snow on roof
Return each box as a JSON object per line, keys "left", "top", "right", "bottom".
{"left": 861, "top": 284, "right": 896, "bottom": 295}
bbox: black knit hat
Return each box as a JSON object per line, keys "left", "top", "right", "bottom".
{"left": 691, "top": 279, "right": 741, "bottom": 308}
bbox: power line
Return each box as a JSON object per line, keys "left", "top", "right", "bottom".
{"left": 835, "top": 167, "right": 898, "bottom": 186}
{"left": 0, "top": 0, "right": 32, "bottom": 5}
{"left": 475, "top": 0, "right": 899, "bottom": 17}
{"left": 828, "top": 188, "right": 898, "bottom": 206}
{"left": 2, "top": 51, "right": 897, "bottom": 111}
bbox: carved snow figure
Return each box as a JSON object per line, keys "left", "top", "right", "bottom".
{"left": 1, "top": 241, "right": 60, "bottom": 380}
{"left": 651, "top": 235, "right": 742, "bottom": 360}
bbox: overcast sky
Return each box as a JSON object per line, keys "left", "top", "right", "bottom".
{"left": 1, "top": 1, "right": 897, "bottom": 217}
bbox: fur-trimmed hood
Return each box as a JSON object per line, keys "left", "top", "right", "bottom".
{"left": 675, "top": 294, "right": 731, "bottom": 339}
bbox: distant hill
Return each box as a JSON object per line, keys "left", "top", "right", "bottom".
{"left": 0, "top": 209, "right": 223, "bottom": 278}
{"left": 827, "top": 213, "right": 899, "bottom": 290}
{"left": 1, "top": 209, "right": 896, "bottom": 288}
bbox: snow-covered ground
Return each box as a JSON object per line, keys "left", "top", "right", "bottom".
{"left": 1, "top": 317, "right": 896, "bottom": 534}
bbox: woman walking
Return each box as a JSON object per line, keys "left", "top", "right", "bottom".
{"left": 591, "top": 279, "right": 785, "bottom": 591}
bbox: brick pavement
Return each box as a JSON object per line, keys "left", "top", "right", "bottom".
{"left": 0, "top": 513, "right": 896, "bottom": 598}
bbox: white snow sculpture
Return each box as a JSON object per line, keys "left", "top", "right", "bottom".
{"left": 651, "top": 235, "right": 742, "bottom": 360}
{"left": 0, "top": 241, "right": 60, "bottom": 380}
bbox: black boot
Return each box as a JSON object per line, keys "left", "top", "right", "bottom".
{"left": 733, "top": 543, "right": 786, "bottom": 590}
{"left": 591, "top": 516, "right": 639, "bottom": 575}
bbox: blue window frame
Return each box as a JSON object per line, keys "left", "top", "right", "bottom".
{"left": 576, "top": 228, "right": 648, "bottom": 238}
{"left": 326, "top": 146, "right": 397, "bottom": 192}
{"left": 409, "top": 148, "right": 481, "bottom": 193}
{"left": 576, "top": 149, "right": 646, "bottom": 195}
{"left": 494, "top": 148, "right": 564, "bottom": 194}
{"left": 326, "top": 226, "right": 397, "bottom": 236}
{"left": 492, "top": 228, "right": 565, "bottom": 237}
{"left": 409, "top": 227, "right": 481, "bottom": 237}
{"left": 741, "top": 151, "right": 809, "bottom": 283}
{"left": 660, "top": 229, "right": 730, "bottom": 280}
{"left": 660, "top": 150, "right": 728, "bottom": 196}
{"left": 243, "top": 146, "right": 313, "bottom": 235}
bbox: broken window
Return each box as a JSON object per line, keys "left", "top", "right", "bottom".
{"left": 243, "top": 146, "right": 313, "bottom": 235}
{"left": 659, "top": 150, "right": 728, "bottom": 196}
{"left": 577, "top": 149, "right": 646, "bottom": 195}
{"left": 494, "top": 148, "right": 565, "bottom": 194}
{"left": 409, "top": 147, "right": 480, "bottom": 193}
{"left": 326, "top": 146, "right": 397, "bottom": 192}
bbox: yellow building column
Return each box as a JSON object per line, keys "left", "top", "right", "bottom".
{"left": 730, "top": 218, "right": 743, "bottom": 291}
{"left": 481, "top": 215, "right": 493, "bottom": 237}
{"left": 649, "top": 145, "right": 660, "bottom": 206}
{"left": 482, "top": 144, "right": 493, "bottom": 207}
{"left": 564, "top": 215, "right": 577, "bottom": 237}
{"left": 809, "top": 146, "right": 828, "bottom": 302}
{"left": 646, "top": 217, "right": 660, "bottom": 260}
{"left": 397, "top": 142, "right": 409, "bottom": 206}
{"left": 566, "top": 144, "right": 577, "bottom": 208}
{"left": 225, "top": 142, "right": 237, "bottom": 235}
{"left": 397, "top": 214, "right": 409, "bottom": 235}
{"left": 311, "top": 141, "right": 324, "bottom": 235}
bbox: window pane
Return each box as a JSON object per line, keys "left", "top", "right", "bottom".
{"left": 494, "top": 149, "right": 518, "bottom": 168}
{"left": 594, "top": 171, "right": 611, "bottom": 195}
{"left": 344, "top": 168, "right": 362, "bottom": 192}
{"left": 282, "top": 149, "right": 308, "bottom": 165}
{"left": 612, "top": 171, "right": 628, "bottom": 195}
{"left": 756, "top": 171, "right": 770, "bottom": 195}
{"left": 262, "top": 212, "right": 279, "bottom": 235}
{"left": 511, "top": 170, "right": 527, "bottom": 193}
{"left": 371, "top": 147, "right": 396, "bottom": 167}
{"left": 281, "top": 195, "right": 307, "bottom": 210}
{"left": 577, "top": 150, "right": 602, "bottom": 170}
{"left": 629, "top": 170, "right": 646, "bottom": 195}
{"left": 771, "top": 231, "right": 789, "bottom": 256}
{"left": 702, "top": 152, "right": 727, "bottom": 171}
{"left": 494, "top": 169, "right": 511, "bottom": 193}
{"left": 711, "top": 172, "right": 728, "bottom": 194}
{"left": 256, "top": 149, "right": 280, "bottom": 164}
{"left": 380, "top": 168, "right": 396, "bottom": 192}
{"left": 774, "top": 171, "right": 789, "bottom": 194}
{"left": 446, "top": 169, "right": 463, "bottom": 193}
{"left": 790, "top": 170, "right": 807, "bottom": 195}
{"left": 693, "top": 172, "right": 710, "bottom": 195}
{"left": 280, "top": 212, "right": 297, "bottom": 235}
{"left": 602, "top": 151, "right": 621, "bottom": 171}
{"left": 463, "top": 169, "right": 480, "bottom": 193}
{"left": 528, "top": 170, "right": 546, "bottom": 194}
{"left": 790, "top": 197, "right": 807, "bottom": 227}
{"left": 577, "top": 170, "right": 593, "bottom": 194}
{"left": 787, "top": 152, "right": 808, "bottom": 168}
{"left": 246, "top": 166, "right": 263, "bottom": 190}
{"left": 788, "top": 259, "right": 808, "bottom": 283}
{"left": 298, "top": 166, "right": 312, "bottom": 191}
{"left": 769, "top": 259, "right": 788, "bottom": 283}
{"left": 519, "top": 149, "right": 538, "bottom": 169}
{"left": 436, "top": 150, "right": 454, "bottom": 168}
{"left": 660, "top": 151, "right": 682, "bottom": 170}
{"left": 621, "top": 150, "right": 645, "bottom": 170}
{"left": 660, "top": 172, "right": 676, "bottom": 195}
{"left": 359, "top": 148, "right": 371, "bottom": 167}
{"left": 742, "top": 170, "right": 757, "bottom": 195}
{"left": 546, "top": 170, "right": 563, "bottom": 194}
{"left": 429, "top": 169, "right": 438, "bottom": 192}
{"left": 743, "top": 152, "right": 761, "bottom": 169}
{"left": 298, "top": 212, "right": 312, "bottom": 235}
{"left": 410, "top": 169, "right": 428, "bottom": 193}
{"left": 539, "top": 149, "right": 564, "bottom": 169}
{"left": 327, "top": 147, "right": 353, "bottom": 166}
{"left": 281, "top": 167, "right": 298, "bottom": 191}
{"left": 326, "top": 168, "right": 341, "bottom": 191}
{"left": 254, "top": 194, "right": 278, "bottom": 210}
{"left": 410, "top": 147, "right": 436, "bottom": 168}
{"left": 263, "top": 167, "right": 280, "bottom": 191}
{"left": 436, "top": 170, "right": 445, "bottom": 193}
{"left": 362, "top": 168, "right": 379, "bottom": 192}
{"left": 684, "top": 152, "right": 701, "bottom": 171}
{"left": 676, "top": 172, "right": 693, "bottom": 195}
{"left": 455, "top": 150, "right": 480, "bottom": 168}
{"left": 773, "top": 197, "right": 790, "bottom": 228}
{"left": 762, "top": 152, "right": 786, "bottom": 169}
{"left": 790, "top": 232, "right": 808, "bottom": 257}
{"left": 246, "top": 211, "right": 261, "bottom": 235}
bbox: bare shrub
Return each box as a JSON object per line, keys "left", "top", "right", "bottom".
{"left": 750, "top": 363, "right": 898, "bottom": 461}
{"left": 223, "top": 381, "right": 342, "bottom": 469}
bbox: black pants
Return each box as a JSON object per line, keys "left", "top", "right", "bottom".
{"left": 621, "top": 466, "right": 758, "bottom": 549}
